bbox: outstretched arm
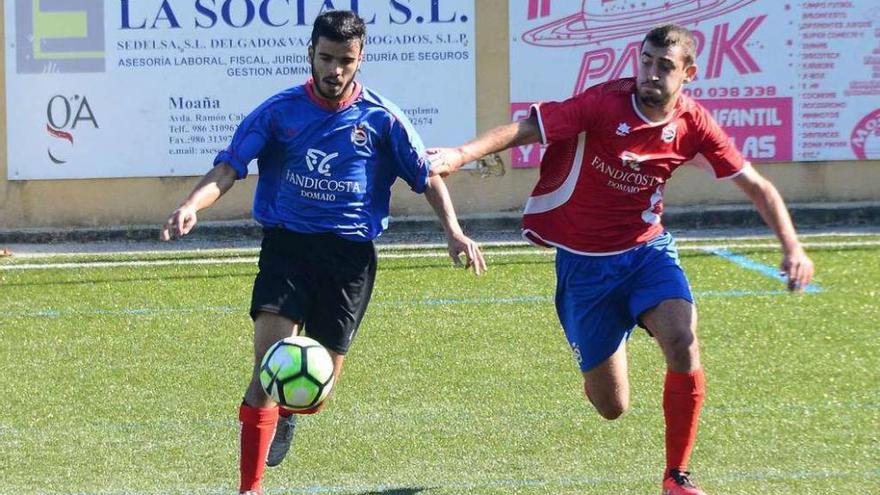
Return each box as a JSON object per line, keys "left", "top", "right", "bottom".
{"left": 423, "top": 175, "right": 486, "bottom": 275}
{"left": 428, "top": 114, "right": 542, "bottom": 177}
{"left": 159, "top": 162, "right": 238, "bottom": 240}
{"left": 732, "top": 166, "right": 814, "bottom": 291}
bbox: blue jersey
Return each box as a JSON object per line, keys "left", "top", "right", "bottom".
{"left": 214, "top": 81, "right": 429, "bottom": 241}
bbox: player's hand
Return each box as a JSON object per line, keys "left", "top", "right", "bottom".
{"left": 447, "top": 232, "right": 486, "bottom": 276}
{"left": 160, "top": 205, "right": 198, "bottom": 241}
{"left": 427, "top": 147, "right": 465, "bottom": 177}
{"left": 780, "top": 246, "right": 814, "bottom": 292}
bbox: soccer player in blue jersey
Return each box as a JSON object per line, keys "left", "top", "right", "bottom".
{"left": 159, "top": 11, "right": 486, "bottom": 495}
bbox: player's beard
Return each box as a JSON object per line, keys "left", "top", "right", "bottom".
{"left": 310, "top": 62, "right": 355, "bottom": 102}
{"left": 637, "top": 83, "right": 671, "bottom": 108}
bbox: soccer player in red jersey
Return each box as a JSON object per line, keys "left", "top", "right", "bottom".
{"left": 428, "top": 24, "right": 814, "bottom": 495}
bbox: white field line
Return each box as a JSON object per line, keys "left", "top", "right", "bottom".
{"left": 1, "top": 239, "right": 879, "bottom": 271}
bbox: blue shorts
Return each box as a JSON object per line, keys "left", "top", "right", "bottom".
{"left": 555, "top": 232, "right": 694, "bottom": 372}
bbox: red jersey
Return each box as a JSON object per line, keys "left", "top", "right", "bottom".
{"left": 522, "top": 78, "right": 748, "bottom": 254}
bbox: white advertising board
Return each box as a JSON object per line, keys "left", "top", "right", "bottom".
{"left": 5, "top": 0, "right": 475, "bottom": 179}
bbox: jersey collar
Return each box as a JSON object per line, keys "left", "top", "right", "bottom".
{"left": 630, "top": 93, "right": 680, "bottom": 127}
{"left": 305, "top": 78, "right": 362, "bottom": 112}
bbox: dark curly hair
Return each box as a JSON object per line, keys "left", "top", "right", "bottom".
{"left": 311, "top": 10, "right": 366, "bottom": 49}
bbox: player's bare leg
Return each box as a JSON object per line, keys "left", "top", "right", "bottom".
{"left": 239, "top": 312, "right": 301, "bottom": 494}
{"left": 581, "top": 344, "right": 630, "bottom": 420}
{"left": 245, "top": 312, "right": 303, "bottom": 406}
{"left": 641, "top": 298, "right": 707, "bottom": 495}
{"left": 642, "top": 299, "right": 700, "bottom": 373}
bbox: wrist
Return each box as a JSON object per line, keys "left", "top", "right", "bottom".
{"left": 441, "top": 219, "right": 463, "bottom": 237}
{"left": 781, "top": 239, "right": 803, "bottom": 256}
{"left": 444, "top": 225, "right": 463, "bottom": 238}
{"left": 456, "top": 146, "right": 474, "bottom": 166}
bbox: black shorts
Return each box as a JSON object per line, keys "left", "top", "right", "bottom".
{"left": 250, "top": 228, "right": 377, "bottom": 355}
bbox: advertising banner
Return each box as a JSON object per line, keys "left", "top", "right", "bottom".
{"left": 5, "top": 0, "right": 475, "bottom": 179}
{"left": 510, "top": 0, "right": 880, "bottom": 167}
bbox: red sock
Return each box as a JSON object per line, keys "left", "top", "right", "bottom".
{"left": 663, "top": 368, "right": 706, "bottom": 476}
{"left": 238, "top": 404, "right": 279, "bottom": 494}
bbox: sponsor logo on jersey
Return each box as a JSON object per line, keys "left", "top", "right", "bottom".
{"left": 616, "top": 122, "right": 631, "bottom": 136}
{"left": 351, "top": 124, "right": 368, "bottom": 147}
{"left": 592, "top": 154, "right": 661, "bottom": 194}
{"left": 619, "top": 151, "right": 644, "bottom": 171}
{"left": 661, "top": 123, "right": 678, "bottom": 143}
{"left": 305, "top": 148, "right": 338, "bottom": 176}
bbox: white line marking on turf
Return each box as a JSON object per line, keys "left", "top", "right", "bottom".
{"left": 1, "top": 239, "right": 879, "bottom": 271}
{"left": 0, "top": 257, "right": 260, "bottom": 270}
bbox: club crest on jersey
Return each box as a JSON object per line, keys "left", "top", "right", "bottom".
{"left": 616, "top": 122, "right": 631, "bottom": 136}
{"left": 619, "top": 151, "right": 644, "bottom": 171}
{"left": 661, "top": 123, "right": 678, "bottom": 143}
{"left": 305, "top": 148, "right": 338, "bottom": 176}
{"left": 351, "top": 124, "right": 368, "bottom": 147}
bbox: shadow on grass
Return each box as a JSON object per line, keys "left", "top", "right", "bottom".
{"left": 351, "top": 488, "right": 431, "bottom": 495}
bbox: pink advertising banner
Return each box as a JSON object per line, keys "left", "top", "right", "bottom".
{"left": 510, "top": 0, "right": 880, "bottom": 167}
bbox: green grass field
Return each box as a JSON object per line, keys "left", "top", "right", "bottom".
{"left": 1, "top": 234, "right": 878, "bottom": 494}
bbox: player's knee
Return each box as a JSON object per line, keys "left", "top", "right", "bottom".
{"left": 584, "top": 388, "right": 628, "bottom": 420}
{"left": 671, "top": 330, "right": 697, "bottom": 350}
{"left": 658, "top": 329, "right": 700, "bottom": 370}
{"left": 659, "top": 329, "right": 698, "bottom": 357}
{"left": 599, "top": 399, "right": 629, "bottom": 420}
{"left": 593, "top": 400, "right": 627, "bottom": 420}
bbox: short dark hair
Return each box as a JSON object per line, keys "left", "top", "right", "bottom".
{"left": 310, "top": 10, "right": 366, "bottom": 48}
{"left": 643, "top": 24, "right": 697, "bottom": 67}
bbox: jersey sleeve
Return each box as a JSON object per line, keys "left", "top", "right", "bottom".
{"left": 531, "top": 89, "right": 599, "bottom": 145}
{"left": 384, "top": 111, "right": 429, "bottom": 194}
{"left": 693, "top": 104, "right": 748, "bottom": 179}
{"left": 213, "top": 102, "right": 275, "bottom": 179}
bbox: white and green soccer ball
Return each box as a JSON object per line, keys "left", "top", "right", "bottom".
{"left": 259, "top": 336, "right": 335, "bottom": 411}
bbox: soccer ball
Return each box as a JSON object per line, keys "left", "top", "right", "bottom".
{"left": 259, "top": 336, "right": 335, "bottom": 411}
